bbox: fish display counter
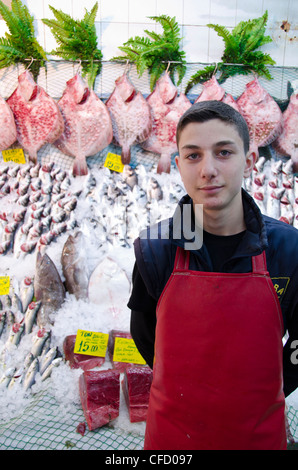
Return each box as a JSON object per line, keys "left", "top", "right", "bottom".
{"left": 0, "top": 61, "right": 298, "bottom": 450}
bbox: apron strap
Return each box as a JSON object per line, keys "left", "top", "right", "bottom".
{"left": 174, "top": 246, "right": 190, "bottom": 271}
{"left": 174, "top": 247, "right": 268, "bottom": 274}
{"left": 252, "top": 251, "right": 268, "bottom": 274}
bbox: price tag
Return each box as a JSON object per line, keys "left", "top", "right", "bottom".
{"left": 113, "top": 337, "right": 146, "bottom": 365}
{"left": 0, "top": 276, "right": 10, "bottom": 295}
{"left": 74, "top": 329, "right": 109, "bottom": 357}
{"left": 2, "top": 149, "right": 26, "bottom": 164}
{"left": 104, "top": 152, "right": 124, "bottom": 173}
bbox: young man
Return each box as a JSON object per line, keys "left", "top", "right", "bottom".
{"left": 128, "top": 100, "right": 298, "bottom": 450}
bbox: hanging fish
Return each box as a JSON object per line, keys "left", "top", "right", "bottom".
{"left": 273, "top": 92, "right": 298, "bottom": 172}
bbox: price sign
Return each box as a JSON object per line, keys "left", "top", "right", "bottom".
{"left": 74, "top": 329, "right": 109, "bottom": 357}
{"left": 104, "top": 152, "right": 124, "bottom": 173}
{"left": 2, "top": 149, "right": 26, "bottom": 164}
{"left": 113, "top": 337, "right": 146, "bottom": 365}
{"left": 0, "top": 276, "right": 10, "bottom": 295}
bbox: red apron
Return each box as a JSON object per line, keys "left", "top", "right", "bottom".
{"left": 144, "top": 247, "right": 286, "bottom": 450}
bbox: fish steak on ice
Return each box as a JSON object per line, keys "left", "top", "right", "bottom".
{"left": 106, "top": 73, "right": 152, "bottom": 164}
{"left": 54, "top": 73, "right": 113, "bottom": 176}
{"left": 6, "top": 70, "right": 64, "bottom": 163}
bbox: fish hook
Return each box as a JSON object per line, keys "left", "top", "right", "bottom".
{"left": 124, "top": 59, "right": 130, "bottom": 75}
{"left": 166, "top": 62, "right": 171, "bottom": 74}
{"left": 76, "top": 59, "right": 82, "bottom": 74}
{"left": 213, "top": 62, "right": 218, "bottom": 76}
{"left": 26, "top": 57, "right": 34, "bottom": 70}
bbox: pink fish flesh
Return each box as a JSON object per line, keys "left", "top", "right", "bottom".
{"left": 54, "top": 73, "right": 113, "bottom": 176}
{"left": 236, "top": 78, "right": 283, "bottom": 156}
{"left": 142, "top": 73, "right": 191, "bottom": 173}
{"left": 106, "top": 74, "right": 152, "bottom": 164}
{"left": 194, "top": 76, "right": 225, "bottom": 102}
{"left": 7, "top": 70, "right": 64, "bottom": 162}
{"left": 0, "top": 96, "right": 17, "bottom": 150}
{"left": 273, "top": 93, "right": 298, "bottom": 173}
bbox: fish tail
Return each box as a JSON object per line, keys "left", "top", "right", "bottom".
{"left": 157, "top": 153, "right": 171, "bottom": 174}
{"left": 72, "top": 156, "right": 88, "bottom": 176}
{"left": 121, "top": 147, "right": 131, "bottom": 165}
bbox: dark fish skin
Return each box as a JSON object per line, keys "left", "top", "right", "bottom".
{"left": 61, "top": 231, "right": 89, "bottom": 300}
{"left": 34, "top": 252, "right": 66, "bottom": 327}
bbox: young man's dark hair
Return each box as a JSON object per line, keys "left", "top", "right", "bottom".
{"left": 176, "top": 100, "right": 250, "bottom": 155}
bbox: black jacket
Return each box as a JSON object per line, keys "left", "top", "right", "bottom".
{"left": 128, "top": 189, "right": 298, "bottom": 397}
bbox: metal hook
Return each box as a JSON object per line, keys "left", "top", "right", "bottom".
{"left": 124, "top": 59, "right": 130, "bottom": 75}
{"left": 76, "top": 59, "right": 82, "bottom": 74}
{"left": 166, "top": 61, "right": 171, "bottom": 74}
{"left": 26, "top": 57, "right": 34, "bottom": 70}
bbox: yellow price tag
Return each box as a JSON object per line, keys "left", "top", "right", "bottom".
{"left": 0, "top": 276, "right": 10, "bottom": 295}
{"left": 2, "top": 149, "right": 26, "bottom": 164}
{"left": 104, "top": 152, "right": 124, "bottom": 173}
{"left": 74, "top": 329, "right": 109, "bottom": 357}
{"left": 113, "top": 337, "right": 146, "bottom": 365}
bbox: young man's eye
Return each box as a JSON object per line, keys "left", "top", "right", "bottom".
{"left": 219, "top": 150, "right": 231, "bottom": 157}
{"left": 187, "top": 153, "right": 199, "bottom": 160}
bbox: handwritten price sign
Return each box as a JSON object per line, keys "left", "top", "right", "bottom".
{"left": 2, "top": 149, "right": 26, "bottom": 164}
{"left": 104, "top": 152, "right": 124, "bottom": 173}
{"left": 74, "top": 329, "right": 109, "bottom": 357}
{"left": 113, "top": 337, "right": 146, "bottom": 365}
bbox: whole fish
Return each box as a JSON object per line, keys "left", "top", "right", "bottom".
{"left": 106, "top": 74, "right": 152, "bottom": 164}
{"left": 0, "top": 96, "right": 17, "bottom": 151}
{"left": 273, "top": 92, "right": 298, "bottom": 172}
{"left": 7, "top": 70, "right": 64, "bottom": 163}
{"left": 54, "top": 73, "right": 113, "bottom": 176}
{"left": 236, "top": 78, "right": 283, "bottom": 157}
{"left": 23, "top": 357, "right": 39, "bottom": 391}
{"left": 39, "top": 347, "right": 60, "bottom": 375}
{"left": 194, "top": 76, "right": 225, "bottom": 102}
{"left": 24, "top": 301, "right": 41, "bottom": 334}
{"left": 34, "top": 252, "right": 65, "bottom": 327}
{"left": 30, "top": 328, "right": 51, "bottom": 357}
{"left": 61, "top": 231, "right": 89, "bottom": 300}
{"left": 142, "top": 73, "right": 191, "bottom": 173}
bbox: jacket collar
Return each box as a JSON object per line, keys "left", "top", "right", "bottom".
{"left": 170, "top": 188, "right": 268, "bottom": 257}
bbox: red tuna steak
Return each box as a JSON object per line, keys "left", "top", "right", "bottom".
{"left": 63, "top": 335, "right": 105, "bottom": 370}
{"left": 106, "top": 74, "right": 152, "bottom": 164}
{"left": 236, "top": 78, "right": 283, "bottom": 156}
{"left": 194, "top": 76, "right": 225, "bottom": 102}
{"left": 142, "top": 73, "right": 191, "bottom": 173}
{"left": 122, "top": 365, "right": 153, "bottom": 422}
{"left": 273, "top": 92, "right": 298, "bottom": 172}
{"left": 0, "top": 96, "right": 17, "bottom": 150}
{"left": 54, "top": 73, "right": 113, "bottom": 176}
{"left": 6, "top": 70, "right": 64, "bottom": 162}
{"left": 79, "top": 369, "right": 120, "bottom": 430}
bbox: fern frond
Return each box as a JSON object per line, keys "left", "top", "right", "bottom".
{"left": 184, "top": 65, "right": 217, "bottom": 94}
{"left": 42, "top": 2, "right": 102, "bottom": 88}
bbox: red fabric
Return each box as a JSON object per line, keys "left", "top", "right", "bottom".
{"left": 144, "top": 247, "right": 286, "bottom": 450}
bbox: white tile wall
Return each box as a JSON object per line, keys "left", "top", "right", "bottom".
{"left": 3, "top": 0, "right": 292, "bottom": 66}
{"left": 0, "top": 0, "right": 297, "bottom": 99}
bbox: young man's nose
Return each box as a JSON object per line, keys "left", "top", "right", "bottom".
{"left": 199, "top": 154, "right": 217, "bottom": 179}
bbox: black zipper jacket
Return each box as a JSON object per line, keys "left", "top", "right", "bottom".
{"left": 128, "top": 189, "right": 298, "bottom": 397}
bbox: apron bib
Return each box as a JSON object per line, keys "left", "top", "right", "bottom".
{"left": 144, "top": 247, "right": 286, "bottom": 450}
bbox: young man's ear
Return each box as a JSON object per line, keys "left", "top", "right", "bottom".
{"left": 244, "top": 150, "right": 257, "bottom": 178}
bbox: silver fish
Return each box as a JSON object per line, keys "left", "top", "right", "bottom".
{"left": 23, "top": 357, "right": 39, "bottom": 391}
{"left": 24, "top": 300, "right": 41, "bottom": 334}
{"left": 0, "top": 367, "right": 16, "bottom": 388}
{"left": 6, "top": 321, "right": 24, "bottom": 346}
{"left": 41, "top": 357, "right": 62, "bottom": 381}
{"left": 30, "top": 328, "right": 51, "bottom": 357}
{"left": 20, "top": 277, "right": 34, "bottom": 313}
{"left": 39, "top": 346, "right": 59, "bottom": 375}
{"left": 61, "top": 231, "right": 89, "bottom": 300}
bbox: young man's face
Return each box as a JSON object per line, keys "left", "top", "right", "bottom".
{"left": 175, "top": 119, "right": 255, "bottom": 216}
